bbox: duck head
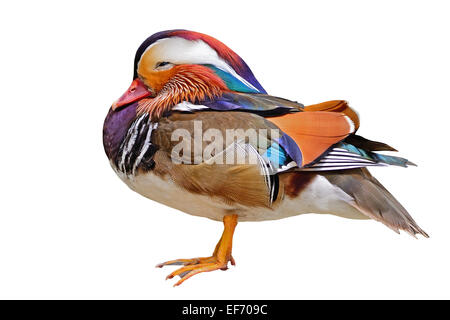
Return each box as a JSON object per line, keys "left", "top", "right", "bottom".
{"left": 111, "top": 30, "right": 266, "bottom": 119}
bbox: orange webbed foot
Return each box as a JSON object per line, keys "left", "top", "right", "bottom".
{"left": 156, "top": 214, "right": 238, "bottom": 286}
{"left": 157, "top": 255, "right": 235, "bottom": 287}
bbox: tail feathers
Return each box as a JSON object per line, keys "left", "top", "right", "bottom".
{"left": 338, "top": 142, "right": 415, "bottom": 168}
{"left": 325, "top": 168, "right": 428, "bottom": 238}
{"left": 371, "top": 153, "right": 416, "bottom": 167}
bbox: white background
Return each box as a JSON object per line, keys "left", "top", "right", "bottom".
{"left": 0, "top": 0, "right": 449, "bottom": 299}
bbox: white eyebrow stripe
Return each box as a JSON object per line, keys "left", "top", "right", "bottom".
{"left": 137, "top": 37, "right": 260, "bottom": 92}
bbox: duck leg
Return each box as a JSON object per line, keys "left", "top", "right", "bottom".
{"left": 156, "top": 214, "right": 238, "bottom": 286}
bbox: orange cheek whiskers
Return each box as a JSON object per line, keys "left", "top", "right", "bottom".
{"left": 137, "top": 65, "right": 227, "bottom": 121}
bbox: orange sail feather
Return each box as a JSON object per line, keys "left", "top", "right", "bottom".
{"left": 303, "top": 100, "right": 360, "bottom": 131}
{"left": 268, "top": 111, "right": 355, "bottom": 166}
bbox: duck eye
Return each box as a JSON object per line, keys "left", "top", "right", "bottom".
{"left": 155, "top": 61, "right": 170, "bottom": 68}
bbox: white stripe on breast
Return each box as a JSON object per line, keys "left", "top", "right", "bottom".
{"left": 132, "top": 122, "right": 158, "bottom": 176}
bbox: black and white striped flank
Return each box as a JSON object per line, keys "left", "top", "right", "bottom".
{"left": 115, "top": 114, "right": 159, "bottom": 176}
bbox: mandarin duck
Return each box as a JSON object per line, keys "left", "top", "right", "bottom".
{"left": 103, "top": 30, "right": 428, "bottom": 286}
